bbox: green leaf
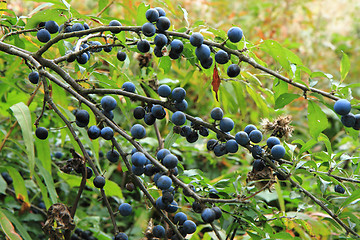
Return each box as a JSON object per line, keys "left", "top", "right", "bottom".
{"left": 58, "top": 172, "right": 123, "bottom": 199}
{"left": 26, "top": 9, "right": 69, "bottom": 29}
{"left": 307, "top": 101, "right": 328, "bottom": 139}
{"left": 274, "top": 93, "right": 300, "bottom": 109}
{"left": 0, "top": 209, "right": 24, "bottom": 240}
{"left": 34, "top": 174, "right": 52, "bottom": 209}
{"left": 340, "top": 190, "right": 360, "bottom": 211}
{"left": 1, "top": 208, "right": 32, "bottom": 240}
{"left": 0, "top": 176, "right": 6, "bottom": 195}
{"left": 35, "top": 137, "right": 51, "bottom": 174}
{"left": 36, "top": 159, "right": 58, "bottom": 204}
{"left": 10, "top": 102, "right": 35, "bottom": 176}
{"left": 164, "top": 127, "right": 180, "bottom": 149}
{"left": 340, "top": 51, "right": 350, "bottom": 81}
{"left": 159, "top": 56, "right": 171, "bottom": 74}
{"left": 7, "top": 166, "right": 29, "bottom": 203}
{"left": 136, "top": 3, "right": 149, "bottom": 26}
{"left": 261, "top": 40, "right": 302, "bottom": 74}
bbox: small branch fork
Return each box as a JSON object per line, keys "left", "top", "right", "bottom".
{"left": 0, "top": 23, "right": 355, "bottom": 238}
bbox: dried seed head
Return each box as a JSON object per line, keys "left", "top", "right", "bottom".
{"left": 261, "top": 115, "right": 293, "bottom": 139}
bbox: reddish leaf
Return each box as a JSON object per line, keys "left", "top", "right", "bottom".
{"left": 212, "top": 63, "right": 221, "bottom": 101}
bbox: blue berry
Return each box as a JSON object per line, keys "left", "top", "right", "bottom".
{"left": 101, "top": 127, "right": 114, "bottom": 140}
{"left": 170, "top": 39, "right": 184, "bottom": 54}
{"left": 106, "top": 150, "right": 119, "bottom": 163}
{"left": 142, "top": 22, "right": 156, "bottom": 37}
{"left": 137, "top": 39, "right": 150, "bottom": 53}
{"left": 213, "top": 143, "right": 227, "bottom": 157}
{"left": 151, "top": 105, "right": 166, "bottom": 119}
{"left": 155, "top": 7, "right": 166, "bottom": 17}
{"left": 157, "top": 175, "right": 172, "bottom": 190}
{"left": 117, "top": 51, "right": 127, "bottom": 61}
{"left": 227, "top": 27, "right": 243, "bottom": 43}
{"left": 122, "top": 82, "right": 136, "bottom": 93}
{"left": 354, "top": 114, "right": 360, "bottom": 130}
{"left": 227, "top": 64, "right": 240, "bottom": 77}
{"left": 341, "top": 113, "right": 356, "bottom": 127}
{"left": 186, "top": 131, "right": 199, "bottom": 143}
{"left": 115, "top": 232, "right": 128, "bottom": 240}
{"left": 145, "top": 8, "right": 159, "bottom": 22}
{"left": 235, "top": 131, "right": 250, "bottom": 146}
{"left": 35, "top": 127, "right": 48, "bottom": 140}
{"left": 172, "top": 111, "right": 186, "bottom": 126}
{"left": 156, "top": 149, "right": 171, "bottom": 161}
{"left": 251, "top": 145, "right": 263, "bottom": 158}
{"left": 334, "top": 99, "right": 351, "bottom": 115}
{"left": 37, "top": 29, "right": 51, "bottom": 43}
{"left": 86, "top": 167, "right": 93, "bottom": 179}
{"left": 271, "top": 145, "right": 286, "bottom": 159}
{"left": 76, "top": 53, "right": 89, "bottom": 64}
{"left": 201, "top": 208, "right": 216, "bottom": 223}
{"left": 102, "top": 110, "right": 114, "bottom": 120}
{"left": 266, "top": 136, "right": 280, "bottom": 148}
{"left": 183, "top": 220, "right": 196, "bottom": 234}
{"left": 131, "top": 152, "right": 147, "bottom": 166}
{"left": 144, "top": 113, "right": 156, "bottom": 125}
{"left": 219, "top": 117, "right": 234, "bottom": 132}
{"left": 132, "top": 165, "right": 145, "bottom": 176}
{"left": 207, "top": 139, "right": 218, "bottom": 151}
{"left": 101, "top": 96, "right": 117, "bottom": 111}
{"left": 225, "top": 139, "right": 238, "bottom": 153}
{"left": 171, "top": 87, "right": 186, "bottom": 101}
{"left": 118, "top": 203, "right": 132, "bottom": 216}
{"left": 175, "top": 99, "right": 188, "bottom": 111}
{"left": 45, "top": 20, "right": 59, "bottom": 34}
{"left": 72, "top": 23, "right": 85, "bottom": 32}
{"left": 75, "top": 110, "right": 89, "bottom": 126}
{"left": 210, "top": 107, "right": 224, "bottom": 120}
{"left": 54, "top": 151, "right": 63, "bottom": 159}
{"left": 190, "top": 33, "right": 204, "bottom": 47}
{"left": 154, "top": 34, "right": 168, "bottom": 47}
{"left": 249, "top": 130, "right": 262, "bottom": 143}
{"left": 200, "top": 56, "right": 213, "bottom": 69}
{"left": 212, "top": 206, "right": 222, "bottom": 219}
{"left": 133, "top": 106, "right": 145, "bottom": 119}
{"left": 165, "top": 200, "right": 178, "bottom": 213}
{"left": 28, "top": 71, "right": 39, "bottom": 84}
{"left": 195, "top": 44, "right": 210, "bottom": 61}
{"left": 156, "top": 16, "right": 171, "bottom": 31}
{"left": 244, "top": 124, "right": 257, "bottom": 135}
{"left": 156, "top": 196, "right": 167, "bottom": 209}
{"left": 199, "top": 126, "right": 209, "bottom": 137}
{"left": 174, "top": 212, "right": 187, "bottom": 225}
{"left": 131, "top": 124, "right": 146, "bottom": 139}
{"left": 93, "top": 176, "right": 105, "bottom": 188}
{"left": 334, "top": 184, "right": 345, "bottom": 194}
{"left": 83, "top": 23, "right": 89, "bottom": 30}
{"left": 215, "top": 50, "right": 229, "bottom": 64}
{"left": 153, "top": 225, "right": 165, "bottom": 238}
{"left": 163, "top": 154, "right": 178, "bottom": 169}
{"left": 253, "top": 159, "right": 265, "bottom": 171}
{"left": 109, "top": 20, "right": 122, "bottom": 34}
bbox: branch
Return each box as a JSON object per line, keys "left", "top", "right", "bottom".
{"left": 110, "top": 139, "right": 185, "bottom": 240}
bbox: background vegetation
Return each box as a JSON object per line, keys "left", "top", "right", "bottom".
{"left": 0, "top": 0, "right": 360, "bottom": 239}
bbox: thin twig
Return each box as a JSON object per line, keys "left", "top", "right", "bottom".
{"left": 210, "top": 222, "right": 223, "bottom": 240}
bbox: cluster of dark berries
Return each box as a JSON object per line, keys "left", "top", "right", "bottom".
{"left": 333, "top": 99, "right": 360, "bottom": 130}
{"left": 70, "top": 228, "right": 97, "bottom": 240}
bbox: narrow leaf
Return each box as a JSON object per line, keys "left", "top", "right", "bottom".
{"left": 212, "top": 64, "right": 221, "bottom": 102}
{"left": 0, "top": 210, "right": 22, "bottom": 240}
{"left": 1, "top": 208, "right": 32, "bottom": 240}
{"left": 164, "top": 127, "right": 179, "bottom": 149}
{"left": 10, "top": 102, "right": 35, "bottom": 176}
{"left": 7, "top": 166, "right": 29, "bottom": 204}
